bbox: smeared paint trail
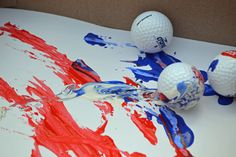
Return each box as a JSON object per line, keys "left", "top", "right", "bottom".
{"left": 158, "top": 106, "right": 193, "bottom": 157}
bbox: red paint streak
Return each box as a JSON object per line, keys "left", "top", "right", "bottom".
{"left": 94, "top": 101, "right": 114, "bottom": 116}
{"left": 93, "top": 101, "right": 114, "bottom": 134}
{"left": 0, "top": 31, "right": 4, "bottom": 36}
{"left": 0, "top": 77, "right": 33, "bottom": 107}
{"left": 0, "top": 22, "right": 100, "bottom": 85}
{"left": 159, "top": 115, "right": 192, "bottom": 157}
{"left": 31, "top": 142, "right": 42, "bottom": 157}
{"left": 1, "top": 77, "right": 134, "bottom": 157}
{"left": 131, "top": 111, "right": 157, "bottom": 145}
{"left": 221, "top": 50, "right": 236, "bottom": 59}
{"left": 124, "top": 77, "right": 139, "bottom": 87}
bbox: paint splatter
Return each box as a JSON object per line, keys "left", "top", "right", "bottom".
{"left": 0, "top": 22, "right": 146, "bottom": 157}
{"left": 84, "top": 33, "right": 107, "bottom": 47}
{"left": 84, "top": 32, "right": 135, "bottom": 48}
{"left": 0, "top": 22, "right": 195, "bottom": 156}
{"left": 123, "top": 51, "right": 181, "bottom": 82}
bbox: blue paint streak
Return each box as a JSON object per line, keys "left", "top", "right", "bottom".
{"left": 84, "top": 33, "right": 106, "bottom": 46}
{"left": 200, "top": 70, "right": 208, "bottom": 82}
{"left": 158, "top": 106, "right": 194, "bottom": 148}
{"left": 126, "top": 67, "right": 158, "bottom": 82}
{"left": 208, "top": 59, "right": 219, "bottom": 72}
{"left": 74, "top": 88, "right": 85, "bottom": 96}
{"left": 124, "top": 51, "right": 181, "bottom": 82}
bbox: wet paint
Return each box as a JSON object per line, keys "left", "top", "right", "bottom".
{"left": 84, "top": 32, "right": 135, "bottom": 48}
{"left": 0, "top": 23, "right": 146, "bottom": 156}
{"left": 0, "top": 22, "right": 100, "bottom": 85}
{"left": 221, "top": 50, "right": 236, "bottom": 59}
{"left": 123, "top": 51, "right": 181, "bottom": 82}
{"left": 208, "top": 59, "right": 219, "bottom": 72}
{"left": 204, "top": 84, "right": 234, "bottom": 105}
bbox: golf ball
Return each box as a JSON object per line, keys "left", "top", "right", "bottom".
{"left": 157, "top": 62, "right": 205, "bottom": 110}
{"left": 208, "top": 50, "right": 236, "bottom": 97}
{"left": 131, "top": 11, "right": 173, "bottom": 53}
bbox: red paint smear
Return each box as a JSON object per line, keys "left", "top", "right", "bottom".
{"left": 0, "top": 77, "right": 33, "bottom": 107}
{"left": 94, "top": 101, "right": 114, "bottom": 116}
{"left": 131, "top": 111, "right": 157, "bottom": 145}
{"left": 124, "top": 77, "right": 139, "bottom": 87}
{"left": 158, "top": 115, "right": 192, "bottom": 157}
{"left": 0, "top": 31, "right": 4, "bottom": 36}
{"left": 221, "top": 50, "right": 236, "bottom": 59}
{"left": 93, "top": 100, "right": 114, "bottom": 135}
{"left": 1, "top": 77, "right": 144, "bottom": 157}
{"left": 0, "top": 22, "right": 100, "bottom": 85}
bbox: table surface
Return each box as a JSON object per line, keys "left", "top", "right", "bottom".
{"left": 0, "top": 8, "right": 235, "bottom": 157}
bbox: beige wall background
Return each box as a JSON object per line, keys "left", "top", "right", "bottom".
{"left": 1, "top": 0, "right": 236, "bottom": 46}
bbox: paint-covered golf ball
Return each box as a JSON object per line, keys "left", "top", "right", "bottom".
{"left": 157, "top": 62, "right": 205, "bottom": 110}
{"left": 131, "top": 11, "right": 173, "bottom": 53}
{"left": 208, "top": 50, "right": 236, "bottom": 97}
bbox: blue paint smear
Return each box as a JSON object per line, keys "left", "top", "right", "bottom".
{"left": 177, "top": 81, "right": 188, "bottom": 96}
{"left": 74, "top": 88, "right": 85, "bottom": 96}
{"left": 84, "top": 33, "right": 136, "bottom": 48}
{"left": 158, "top": 106, "right": 194, "bottom": 148}
{"left": 124, "top": 51, "right": 181, "bottom": 82}
{"left": 84, "top": 33, "right": 106, "bottom": 46}
{"left": 72, "top": 81, "right": 142, "bottom": 102}
{"left": 208, "top": 59, "right": 219, "bottom": 72}
{"left": 218, "top": 96, "right": 234, "bottom": 105}
{"left": 204, "top": 84, "right": 217, "bottom": 96}
{"left": 204, "top": 84, "right": 234, "bottom": 105}
{"left": 126, "top": 67, "right": 158, "bottom": 82}
{"left": 200, "top": 70, "right": 208, "bottom": 82}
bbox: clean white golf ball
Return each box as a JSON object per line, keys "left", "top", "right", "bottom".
{"left": 208, "top": 50, "right": 236, "bottom": 97}
{"left": 131, "top": 11, "right": 173, "bottom": 53}
{"left": 157, "top": 62, "right": 205, "bottom": 110}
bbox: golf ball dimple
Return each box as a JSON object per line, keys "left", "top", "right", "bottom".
{"left": 208, "top": 50, "right": 236, "bottom": 97}
{"left": 131, "top": 11, "right": 173, "bottom": 53}
{"left": 157, "top": 62, "right": 205, "bottom": 110}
